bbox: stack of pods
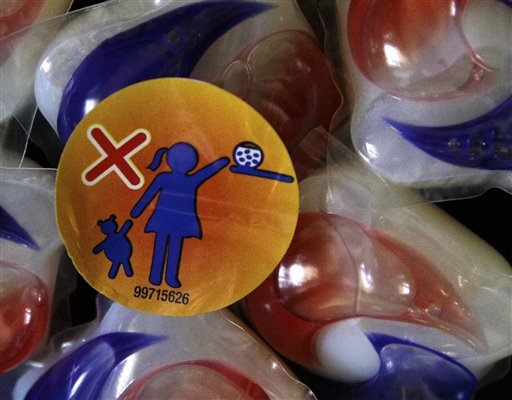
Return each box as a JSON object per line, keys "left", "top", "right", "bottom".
{"left": 1, "top": 1, "right": 511, "bottom": 399}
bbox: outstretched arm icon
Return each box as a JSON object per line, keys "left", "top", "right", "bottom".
{"left": 230, "top": 142, "right": 294, "bottom": 183}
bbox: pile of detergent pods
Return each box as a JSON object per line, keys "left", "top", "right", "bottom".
{"left": 1, "top": 1, "right": 511, "bottom": 399}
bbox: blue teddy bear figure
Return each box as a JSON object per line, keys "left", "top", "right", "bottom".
{"left": 93, "top": 215, "right": 134, "bottom": 279}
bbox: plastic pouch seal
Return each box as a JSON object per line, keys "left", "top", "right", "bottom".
{"left": 13, "top": 297, "right": 316, "bottom": 400}
{"left": 336, "top": 0, "right": 512, "bottom": 199}
{"left": 297, "top": 130, "right": 428, "bottom": 218}
{"left": 244, "top": 135, "right": 512, "bottom": 397}
{"left": 0, "top": 0, "right": 74, "bottom": 167}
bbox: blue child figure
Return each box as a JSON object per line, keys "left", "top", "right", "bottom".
{"left": 131, "top": 142, "right": 229, "bottom": 288}
{"left": 93, "top": 215, "right": 134, "bottom": 279}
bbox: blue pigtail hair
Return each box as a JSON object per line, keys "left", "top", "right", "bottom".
{"left": 148, "top": 147, "right": 169, "bottom": 171}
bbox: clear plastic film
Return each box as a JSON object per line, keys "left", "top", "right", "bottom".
{"left": 13, "top": 297, "right": 316, "bottom": 400}
{"left": 0, "top": 0, "right": 74, "bottom": 167}
{"left": 330, "top": 0, "right": 512, "bottom": 200}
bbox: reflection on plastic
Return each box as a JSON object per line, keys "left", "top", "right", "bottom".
{"left": 347, "top": 0, "right": 487, "bottom": 99}
{"left": 0, "top": 262, "right": 49, "bottom": 373}
{"left": 24, "top": 333, "right": 164, "bottom": 400}
{"left": 0, "top": 0, "right": 45, "bottom": 41}
{"left": 346, "top": 0, "right": 512, "bottom": 183}
{"left": 0, "top": 168, "right": 61, "bottom": 373}
{"left": 283, "top": 213, "right": 478, "bottom": 340}
{"left": 356, "top": 333, "right": 476, "bottom": 400}
{"left": 18, "top": 304, "right": 315, "bottom": 400}
{"left": 0, "top": 205, "right": 38, "bottom": 249}
{"left": 119, "top": 360, "right": 270, "bottom": 400}
{"left": 218, "top": 30, "right": 342, "bottom": 153}
{"left": 385, "top": 94, "right": 512, "bottom": 169}
{"left": 57, "top": 1, "right": 272, "bottom": 142}
{"left": 245, "top": 212, "right": 485, "bottom": 368}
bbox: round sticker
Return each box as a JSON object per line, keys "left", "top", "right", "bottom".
{"left": 56, "top": 78, "right": 299, "bottom": 316}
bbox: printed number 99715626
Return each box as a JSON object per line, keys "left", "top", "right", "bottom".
{"left": 133, "top": 286, "right": 190, "bottom": 305}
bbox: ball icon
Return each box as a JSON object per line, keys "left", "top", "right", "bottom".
{"left": 233, "top": 142, "right": 263, "bottom": 168}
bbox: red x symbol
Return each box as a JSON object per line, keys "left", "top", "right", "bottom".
{"left": 82, "top": 125, "right": 150, "bottom": 189}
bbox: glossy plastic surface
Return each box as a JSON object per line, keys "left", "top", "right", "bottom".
{"left": 25, "top": 333, "right": 163, "bottom": 400}
{"left": 346, "top": 0, "right": 512, "bottom": 183}
{"left": 385, "top": 94, "right": 512, "bottom": 169}
{"left": 347, "top": 0, "right": 485, "bottom": 99}
{"left": 0, "top": 205, "right": 38, "bottom": 249}
{"left": 119, "top": 360, "right": 270, "bottom": 400}
{"left": 0, "top": 167, "right": 62, "bottom": 372}
{"left": 34, "top": 0, "right": 171, "bottom": 133}
{"left": 304, "top": 161, "right": 512, "bottom": 375}
{"left": 0, "top": 262, "right": 49, "bottom": 373}
{"left": 57, "top": 1, "right": 272, "bottom": 142}
{"left": 217, "top": 30, "right": 342, "bottom": 153}
{"left": 356, "top": 333, "right": 476, "bottom": 400}
{"left": 0, "top": 0, "right": 72, "bottom": 160}
{"left": 0, "top": 0, "right": 45, "bottom": 41}
{"left": 244, "top": 209, "right": 504, "bottom": 385}
{"left": 16, "top": 302, "right": 315, "bottom": 400}
{"left": 248, "top": 212, "right": 484, "bottom": 352}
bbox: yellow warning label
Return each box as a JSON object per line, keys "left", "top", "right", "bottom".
{"left": 56, "top": 78, "right": 299, "bottom": 316}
